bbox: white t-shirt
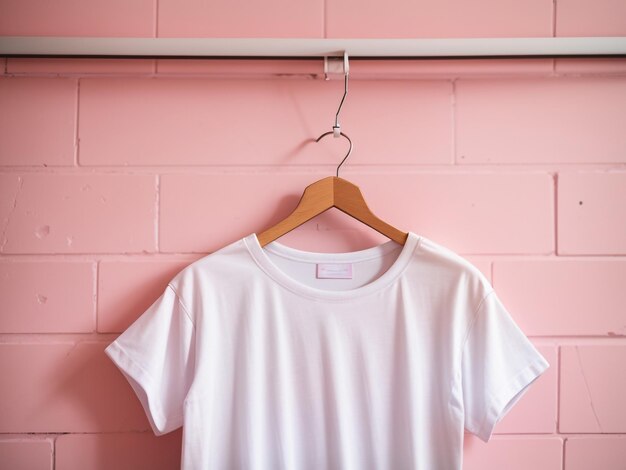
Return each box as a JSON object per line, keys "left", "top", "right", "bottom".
{"left": 104, "top": 231, "right": 549, "bottom": 469}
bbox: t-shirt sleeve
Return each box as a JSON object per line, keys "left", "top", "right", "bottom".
{"left": 461, "top": 289, "right": 550, "bottom": 443}
{"left": 104, "top": 283, "right": 196, "bottom": 436}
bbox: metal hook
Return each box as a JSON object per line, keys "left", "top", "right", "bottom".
{"left": 332, "top": 61, "right": 349, "bottom": 138}
{"left": 315, "top": 131, "right": 353, "bottom": 178}
{"left": 317, "top": 51, "right": 351, "bottom": 178}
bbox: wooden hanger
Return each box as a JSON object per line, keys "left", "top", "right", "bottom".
{"left": 256, "top": 53, "right": 407, "bottom": 248}
{"left": 255, "top": 131, "right": 408, "bottom": 248}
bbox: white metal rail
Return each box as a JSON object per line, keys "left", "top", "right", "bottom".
{"left": 0, "top": 36, "right": 626, "bottom": 59}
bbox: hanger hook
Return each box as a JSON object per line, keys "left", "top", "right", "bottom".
{"left": 333, "top": 66, "right": 349, "bottom": 137}
{"left": 315, "top": 131, "right": 353, "bottom": 178}
{"left": 316, "top": 51, "right": 351, "bottom": 178}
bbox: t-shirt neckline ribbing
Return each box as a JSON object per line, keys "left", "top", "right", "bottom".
{"left": 243, "top": 231, "right": 422, "bottom": 301}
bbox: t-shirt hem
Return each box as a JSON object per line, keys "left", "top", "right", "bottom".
{"left": 476, "top": 355, "right": 550, "bottom": 443}
{"left": 105, "top": 340, "right": 183, "bottom": 436}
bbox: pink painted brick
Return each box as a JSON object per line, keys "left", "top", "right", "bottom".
{"left": 0, "top": 77, "right": 76, "bottom": 167}
{"left": 327, "top": 0, "right": 552, "bottom": 38}
{"left": 555, "top": 58, "right": 626, "bottom": 75}
{"left": 78, "top": 78, "right": 452, "bottom": 166}
{"left": 557, "top": 171, "right": 626, "bottom": 255}
{"left": 560, "top": 345, "right": 626, "bottom": 433}
{"left": 556, "top": 0, "right": 626, "bottom": 36}
{"left": 0, "top": 440, "right": 53, "bottom": 470}
{"left": 55, "top": 432, "right": 181, "bottom": 470}
{"left": 0, "top": 0, "right": 154, "bottom": 37}
{"left": 160, "top": 171, "right": 553, "bottom": 253}
{"left": 342, "top": 80, "right": 452, "bottom": 164}
{"left": 157, "top": 0, "right": 322, "bottom": 38}
{"left": 0, "top": 173, "right": 157, "bottom": 254}
{"left": 160, "top": 172, "right": 317, "bottom": 253}
{"left": 491, "top": 345, "right": 557, "bottom": 434}
{"left": 0, "top": 174, "right": 22, "bottom": 241}
{"left": 463, "top": 437, "right": 563, "bottom": 470}
{"left": 565, "top": 436, "right": 626, "bottom": 470}
{"left": 348, "top": 172, "right": 553, "bottom": 254}
{"left": 7, "top": 58, "right": 155, "bottom": 75}
{"left": 456, "top": 77, "right": 626, "bottom": 164}
{"left": 98, "top": 258, "right": 195, "bottom": 333}
{"left": 0, "top": 260, "right": 95, "bottom": 333}
{"left": 493, "top": 259, "right": 626, "bottom": 336}
{"left": 0, "top": 342, "right": 134, "bottom": 433}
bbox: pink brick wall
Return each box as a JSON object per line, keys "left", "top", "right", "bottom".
{"left": 1, "top": 1, "right": 625, "bottom": 468}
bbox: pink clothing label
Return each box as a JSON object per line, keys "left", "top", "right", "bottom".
{"left": 316, "top": 263, "right": 353, "bottom": 279}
